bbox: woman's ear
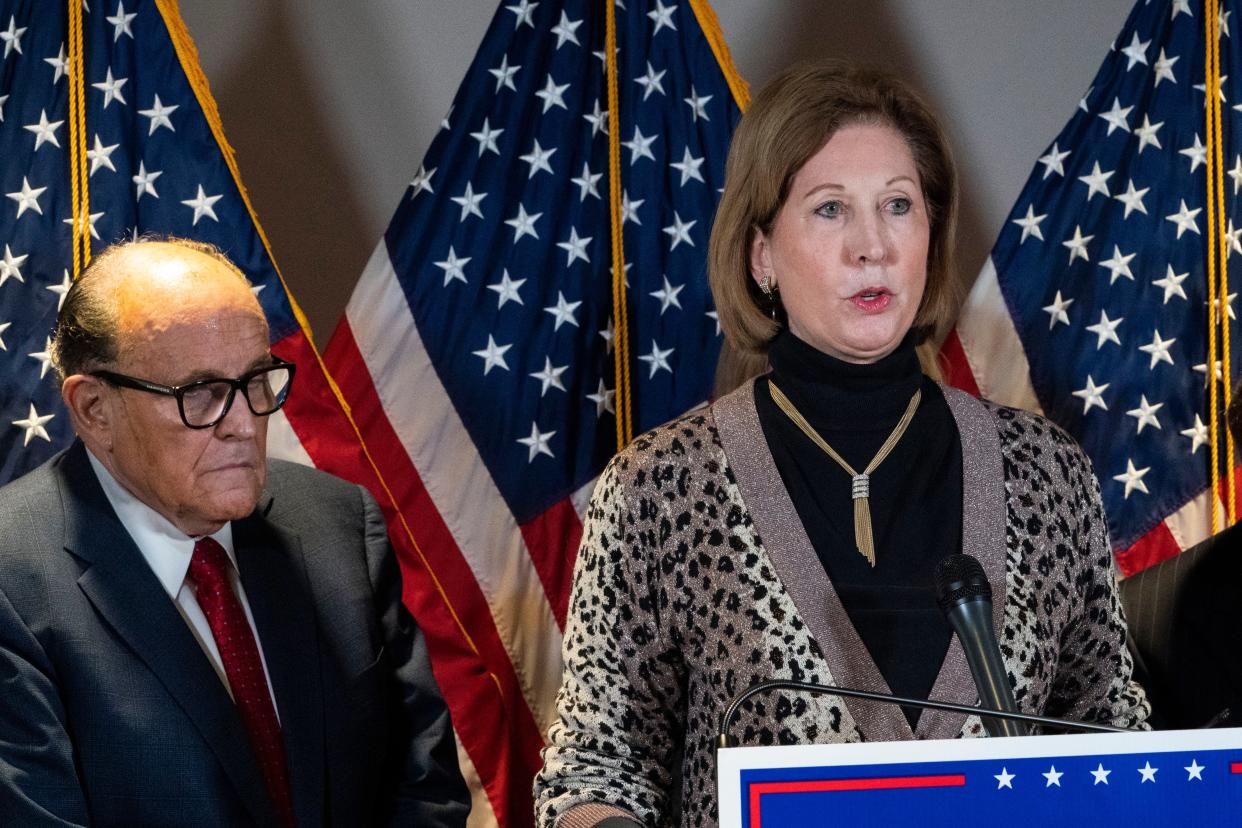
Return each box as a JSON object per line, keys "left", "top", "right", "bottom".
{"left": 749, "top": 227, "right": 774, "bottom": 292}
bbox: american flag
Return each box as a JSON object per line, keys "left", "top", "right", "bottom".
{"left": 941, "top": 0, "right": 1242, "bottom": 576}
{"left": 322, "top": 0, "right": 745, "bottom": 822}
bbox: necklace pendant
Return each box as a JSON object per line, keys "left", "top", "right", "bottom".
{"left": 851, "top": 473, "right": 869, "bottom": 500}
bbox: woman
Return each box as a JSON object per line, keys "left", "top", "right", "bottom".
{"left": 534, "top": 60, "right": 1148, "bottom": 828}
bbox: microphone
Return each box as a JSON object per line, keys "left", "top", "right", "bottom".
{"left": 935, "top": 553, "right": 1027, "bottom": 737}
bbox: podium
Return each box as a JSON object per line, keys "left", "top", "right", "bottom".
{"left": 718, "top": 728, "right": 1242, "bottom": 826}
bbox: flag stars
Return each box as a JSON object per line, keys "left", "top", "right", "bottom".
{"left": 1227, "top": 220, "right": 1242, "bottom": 258}
{"left": 28, "top": 337, "right": 53, "bottom": 379}
{"left": 550, "top": 11, "right": 582, "bottom": 48}
{"left": 1037, "top": 142, "right": 1070, "bottom": 178}
{"left": 1086, "top": 310, "right": 1123, "bottom": 349}
{"left": 434, "top": 247, "right": 470, "bottom": 285}
{"left": 1042, "top": 291, "right": 1074, "bottom": 329}
{"left": 0, "top": 245, "right": 28, "bottom": 286}
{"left": 1062, "top": 225, "right": 1093, "bottom": 264}
{"left": 584, "top": 99, "right": 608, "bottom": 137}
{"left": 505, "top": 0, "right": 538, "bottom": 28}
{"left": 1154, "top": 266, "right": 1188, "bottom": 304}
{"left": 1114, "top": 460, "right": 1151, "bottom": 499}
{"left": 519, "top": 139, "right": 557, "bottom": 177}
{"left": 1078, "top": 162, "right": 1114, "bottom": 200}
{"left": 529, "top": 357, "right": 568, "bottom": 396}
{"left": 1090, "top": 764, "right": 1111, "bottom": 785}
{"left": 408, "top": 164, "right": 435, "bottom": 199}
{"left": 1139, "top": 330, "right": 1176, "bottom": 369}
{"left": 470, "top": 118, "right": 504, "bottom": 156}
{"left": 684, "top": 87, "right": 712, "bottom": 121}
{"left": 1185, "top": 760, "right": 1205, "bottom": 781}
{"left": 450, "top": 182, "right": 487, "bottom": 222}
{"left": 634, "top": 61, "right": 667, "bottom": 100}
{"left": 1171, "top": 0, "right": 1191, "bottom": 19}
{"left": 487, "top": 269, "right": 525, "bottom": 308}
{"left": 62, "top": 210, "right": 103, "bottom": 240}
{"left": 534, "top": 75, "right": 570, "bottom": 113}
{"left": 1183, "top": 415, "right": 1209, "bottom": 454}
{"left": 24, "top": 110, "right": 64, "bottom": 151}
{"left": 1, "top": 15, "right": 27, "bottom": 58}
{"left": 1230, "top": 155, "right": 1242, "bottom": 194}
{"left": 1119, "top": 32, "right": 1150, "bottom": 70}
{"left": 489, "top": 54, "right": 521, "bottom": 93}
{"left": 1099, "top": 245, "right": 1136, "bottom": 284}
{"left": 181, "top": 184, "right": 222, "bottom": 225}
{"left": 544, "top": 291, "right": 582, "bottom": 330}
{"left": 639, "top": 340, "right": 674, "bottom": 378}
{"left": 12, "top": 404, "right": 54, "bottom": 447}
{"left": 504, "top": 203, "right": 541, "bottom": 241}
{"left": 132, "top": 160, "right": 162, "bottom": 200}
{"left": 92, "top": 67, "right": 129, "bottom": 108}
{"left": 7, "top": 177, "right": 48, "bottom": 218}
{"left": 623, "top": 126, "right": 658, "bottom": 164}
{"left": 46, "top": 270, "right": 72, "bottom": 308}
{"left": 1097, "top": 97, "right": 1133, "bottom": 135}
{"left": 517, "top": 422, "right": 556, "bottom": 462}
{"left": 670, "top": 147, "right": 706, "bottom": 186}
{"left": 1113, "top": 179, "right": 1149, "bottom": 218}
{"left": 1138, "top": 761, "right": 1158, "bottom": 783}
{"left": 1195, "top": 360, "right": 1224, "bottom": 387}
{"left": 1012, "top": 205, "right": 1047, "bottom": 243}
{"left": 571, "top": 163, "right": 602, "bottom": 201}
{"left": 557, "top": 228, "right": 592, "bottom": 266}
{"left": 663, "top": 212, "right": 697, "bottom": 250}
{"left": 650, "top": 276, "right": 685, "bottom": 314}
{"left": 994, "top": 768, "right": 1015, "bottom": 790}
{"left": 621, "top": 191, "right": 644, "bottom": 225}
{"left": 472, "top": 335, "right": 511, "bottom": 375}
{"left": 1180, "top": 134, "right": 1207, "bottom": 172}
{"left": 586, "top": 379, "right": 615, "bottom": 417}
{"left": 1042, "top": 765, "right": 1063, "bottom": 787}
{"left": 1165, "top": 199, "right": 1201, "bottom": 238}
{"left": 648, "top": 0, "right": 677, "bottom": 34}
{"left": 107, "top": 1, "right": 137, "bottom": 41}
{"left": 1126, "top": 396, "right": 1163, "bottom": 433}
{"left": 1134, "top": 116, "right": 1162, "bottom": 153}
{"left": 1153, "top": 48, "right": 1179, "bottom": 86}
{"left": 1072, "top": 375, "right": 1109, "bottom": 413}
{"left": 1211, "top": 291, "right": 1237, "bottom": 322}
{"left": 87, "top": 134, "right": 120, "bottom": 176}
{"left": 138, "top": 94, "right": 179, "bottom": 134}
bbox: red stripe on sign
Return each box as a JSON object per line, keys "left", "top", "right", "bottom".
{"left": 1116, "top": 520, "right": 1181, "bottom": 578}
{"left": 938, "top": 330, "right": 982, "bottom": 396}
{"left": 519, "top": 496, "right": 583, "bottom": 629}
{"left": 749, "top": 775, "right": 966, "bottom": 827}
{"left": 299, "top": 325, "right": 546, "bottom": 826}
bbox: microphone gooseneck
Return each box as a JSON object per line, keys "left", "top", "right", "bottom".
{"left": 934, "top": 553, "right": 1028, "bottom": 738}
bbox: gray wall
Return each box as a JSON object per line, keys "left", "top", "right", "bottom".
{"left": 178, "top": 0, "right": 1136, "bottom": 343}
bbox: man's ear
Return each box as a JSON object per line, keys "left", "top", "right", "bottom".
{"left": 61, "top": 375, "right": 114, "bottom": 451}
{"left": 749, "top": 227, "right": 775, "bottom": 292}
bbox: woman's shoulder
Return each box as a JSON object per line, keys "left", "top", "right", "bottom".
{"left": 965, "top": 394, "right": 1089, "bottom": 457}
{"left": 605, "top": 405, "right": 723, "bottom": 478}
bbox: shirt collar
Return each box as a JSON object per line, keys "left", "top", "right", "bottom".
{"left": 86, "top": 449, "right": 236, "bottom": 600}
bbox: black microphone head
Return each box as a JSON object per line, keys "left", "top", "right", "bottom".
{"left": 934, "top": 553, "right": 992, "bottom": 614}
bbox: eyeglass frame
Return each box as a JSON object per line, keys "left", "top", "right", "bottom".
{"left": 89, "top": 357, "right": 297, "bottom": 430}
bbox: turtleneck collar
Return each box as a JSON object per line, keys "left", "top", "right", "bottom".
{"left": 766, "top": 329, "right": 924, "bottom": 430}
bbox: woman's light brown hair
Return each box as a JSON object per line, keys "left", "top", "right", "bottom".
{"left": 708, "top": 59, "right": 960, "bottom": 384}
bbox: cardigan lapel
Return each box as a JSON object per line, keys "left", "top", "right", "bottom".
{"left": 234, "top": 503, "right": 327, "bottom": 828}
{"left": 59, "top": 442, "right": 279, "bottom": 826}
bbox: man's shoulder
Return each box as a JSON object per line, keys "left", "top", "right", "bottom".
{"left": 261, "top": 459, "right": 370, "bottom": 523}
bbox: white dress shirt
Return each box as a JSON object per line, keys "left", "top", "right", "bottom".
{"left": 86, "top": 451, "right": 280, "bottom": 715}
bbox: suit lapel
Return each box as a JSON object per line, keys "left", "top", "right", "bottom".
{"left": 59, "top": 443, "right": 279, "bottom": 827}
{"left": 235, "top": 504, "right": 326, "bottom": 828}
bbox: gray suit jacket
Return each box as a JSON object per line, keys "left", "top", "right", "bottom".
{"left": 0, "top": 441, "right": 470, "bottom": 826}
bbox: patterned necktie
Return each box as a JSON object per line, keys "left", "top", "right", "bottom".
{"left": 189, "top": 536, "right": 296, "bottom": 828}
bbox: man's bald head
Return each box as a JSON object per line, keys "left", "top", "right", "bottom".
{"left": 51, "top": 238, "right": 261, "bottom": 381}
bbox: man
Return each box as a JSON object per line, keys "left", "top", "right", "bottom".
{"left": 0, "top": 239, "right": 470, "bottom": 826}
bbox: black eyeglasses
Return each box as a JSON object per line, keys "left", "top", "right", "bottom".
{"left": 91, "top": 358, "right": 296, "bottom": 429}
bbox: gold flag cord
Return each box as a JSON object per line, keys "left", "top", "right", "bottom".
{"left": 1212, "top": 0, "right": 1237, "bottom": 522}
{"left": 605, "top": 0, "right": 634, "bottom": 451}
{"left": 67, "top": 0, "right": 91, "bottom": 276}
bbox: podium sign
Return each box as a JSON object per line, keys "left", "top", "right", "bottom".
{"left": 718, "top": 728, "right": 1242, "bottom": 826}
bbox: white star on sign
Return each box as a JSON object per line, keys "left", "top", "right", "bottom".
{"left": 1114, "top": 460, "right": 1151, "bottom": 499}
{"left": 994, "top": 768, "right": 1015, "bottom": 790}
{"left": 584, "top": 99, "right": 608, "bottom": 137}
{"left": 1037, "top": 142, "right": 1070, "bottom": 179}
{"left": 62, "top": 211, "right": 103, "bottom": 240}
{"left": 1085, "top": 309, "right": 1123, "bottom": 349}
{"left": 1153, "top": 48, "right": 1179, "bottom": 86}
{"left": 180, "top": 185, "right": 222, "bottom": 225}
{"left": 535, "top": 75, "right": 570, "bottom": 113}
{"left": 1042, "top": 766, "right": 1063, "bottom": 787}
{"left": 434, "top": 247, "right": 470, "bottom": 285}
{"left": 1012, "top": 204, "right": 1046, "bottom": 242}
{"left": 684, "top": 86, "right": 712, "bottom": 122}
{"left": 92, "top": 67, "right": 129, "bottom": 108}
{"left": 634, "top": 61, "right": 666, "bottom": 101}
{"left": 1072, "top": 375, "right": 1110, "bottom": 413}
{"left": 663, "top": 211, "right": 696, "bottom": 250}
{"left": 520, "top": 139, "right": 557, "bottom": 177}
{"left": 1098, "top": 97, "right": 1133, "bottom": 135}
{"left": 1185, "top": 760, "right": 1205, "bottom": 781}
{"left": 1182, "top": 415, "right": 1209, "bottom": 455}
{"left": 13, "top": 404, "right": 54, "bottom": 446}
{"left": 489, "top": 54, "right": 520, "bottom": 92}
{"left": 1062, "top": 225, "right": 1093, "bottom": 265}
{"left": 87, "top": 134, "right": 120, "bottom": 176}
{"left": 133, "top": 160, "right": 162, "bottom": 200}
{"left": 487, "top": 269, "right": 525, "bottom": 308}
{"left": 623, "top": 125, "right": 657, "bottom": 164}
{"left": 529, "top": 357, "right": 569, "bottom": 396}
{"left": 504, "top": 203, "right": 541, "bottom": 242}
{"left": 1180, "top": 134, "right": 1207, "bottom": 172}
{"left": 1138, "top": 329, "right": 1176, "bottom": 369}
{"left": 46, "top": 269, "right": 72, "bottom": 309}
{"left": 138, "top": 94, "right": 178, "bottom": 134}
{"left": 517, "top": 421, "right": 556, "bottom": 462}
{"left": 571, "top": 162, "right": 602, "bottom": 201}
{"left": 1099, "top": 245, "right": 1136, "bottom": 284}
{"left": 1078, "top": 162, "right": 1114, "bottom": 200}
{"left": 557, "top": 228, "right": 592, "bottom": 266}
{"left": 639, "top": 339, "right": 674, "bottom": 378}
{"left": 1090, "top": 764, "right": 1111, "bottom": 785}
{"left": 648, "top": 0, "right": 677, "bottom": 33}
{"left": 24, "top": 109, "right": 64, "bottom": 151}
{"left": 1113, "top": 179, "right": 1149, "bottom": 218}
{"left": 621, "top": 191, "right": 644, "bottom": 225}
{"left": 7, "top": 177, "right": 47, "bottom": 218}
{"left": 544, "top": 291, "right": 582, "bottom": 330}
{"left": 107, "top": 1, "right": 137, "bottom": 41}
{"left": 650, "top": 275, "right": 685, "bottom": 314}
{"left": 1165, "top": 199, "right": 1201, "bottom": 238}
{"left": 1138, "top": 761, "right": 1158, "bottom": 783}
{"left": 1126, "top": 395, "right": 1163, "bottom": 433}
{"left": 550, "top": 11, "right": 582, "bottom": 48}
{"left": 472, "top": 335, "right": 511, "bottom": 375}
{"left": 587, "top": 379, "right": 616, "bottom": 417}
{"left": 1, "top": 15, "right": 27, "bottom": 58}
{"left": 450, "top": 182, "right": 487, "bottom": 222}
{"left": 505, "top": 0, "right": 538, "bottom": 28}
{"left": 0, "top": 245, "right": 27, "bottom": 287}
{"left": 1119, "top": 32, "right": 1150, "bottom": 70}
{"left": 45, "top": 43, "right": 67, "bottom": 83}
{"left": 670, "top": 146, "right": 706, "bottom": 186}
{"left": 28, "top": 337, "right": 53, "bottom": 379}
{"left": 408, "top": 164, "right": 434, "bottom": 198}
{"left": 1042, "top": 291, "right": 1073, "bottom": 329}
{"left": 1134, "top": 115, "right": 1163, "bottom": 153}
{"left": 1153, "top": 265, "right": 1188, "bottom": 304}
{"left": 470, "top": 118, "right": 503, "bottom": 156}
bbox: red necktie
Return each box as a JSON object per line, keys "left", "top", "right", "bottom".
{"left": 189, "top": 537, "right": 296, "bottom": 828}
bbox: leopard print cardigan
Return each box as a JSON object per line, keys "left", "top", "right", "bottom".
{"left": 534, "top": 380, "right": 1150, "bottom": 827}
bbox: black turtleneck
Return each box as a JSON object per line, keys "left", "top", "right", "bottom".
{"left": 754, "top": 330, "right": 963, "bottom": 729}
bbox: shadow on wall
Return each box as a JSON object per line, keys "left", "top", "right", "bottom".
{"left": 209, "top": 1, "right": 372, "bottom": 346}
